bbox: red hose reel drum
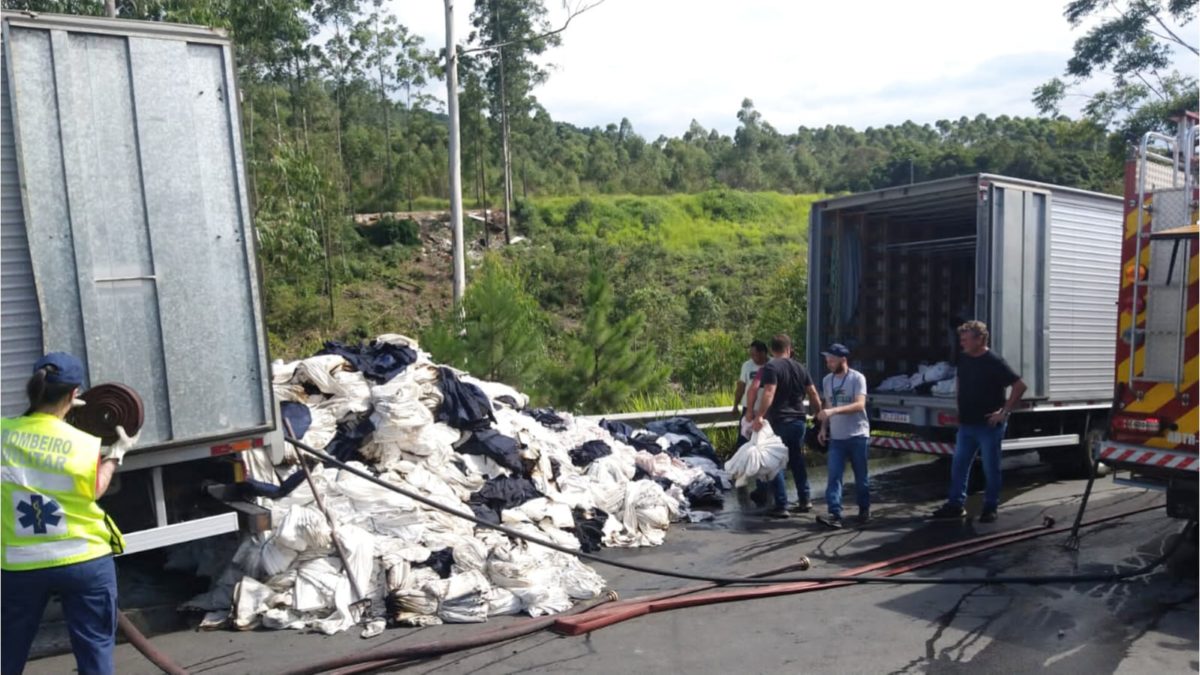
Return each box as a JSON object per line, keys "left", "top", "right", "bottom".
{"left": 67, "top": 383, "right": 145, "bottom": 446}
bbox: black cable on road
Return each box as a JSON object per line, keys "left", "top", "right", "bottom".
{"left": 285, "top": 434, "right": 1189, "bottom": 587}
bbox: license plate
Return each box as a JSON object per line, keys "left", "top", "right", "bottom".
{"left": 880, "top": 409, "right": 910, "bottom": 424}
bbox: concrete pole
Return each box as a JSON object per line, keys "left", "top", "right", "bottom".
{"left": 445, "top": 0, "right": 466, "bottom": 304}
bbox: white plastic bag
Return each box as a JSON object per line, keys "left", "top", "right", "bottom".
{"left": 725, "top": 421, "right": 788, "bottom": 487}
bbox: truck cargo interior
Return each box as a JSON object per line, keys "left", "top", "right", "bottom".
{"left": 815, "top": 191, "right": 978, "bottom": 389}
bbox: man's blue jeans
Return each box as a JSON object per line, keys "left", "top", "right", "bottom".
{"left": 947, "top": 422, "right": 1007, "bottom": 511}
{"left": 826, "top": 436, "right": 870, "bottom": 517}
{"left": 755, "top": 418, "right": 811, "bottom": 507}
{"left": 2, "top": 554, "right": 118, "bottom": 675}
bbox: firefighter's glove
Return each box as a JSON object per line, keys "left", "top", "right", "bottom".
{"left": 102, "top": 425, "right": 139, "bottom": 465}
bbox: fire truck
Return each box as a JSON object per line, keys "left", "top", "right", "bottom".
{"left": 1096, "top": 114, "right": 1199, "bottom": 520}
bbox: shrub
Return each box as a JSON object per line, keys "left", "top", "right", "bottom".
{"left": 513, "top": 197, "right": 543, "bottom": 236}
{"left": 358, "top": 216, "right": 420, "bottom": 247}
{"left": 697, "top": 189, "right": 769, "bottom": 221}
{"left": 672, "top": 329, "right": 744, "bottom": 393}
{"left": 564, "top": 198, "right": 595, "bottom": 230}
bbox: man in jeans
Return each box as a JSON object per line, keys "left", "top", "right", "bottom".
{"left": 814, "top": 343, "right": 870, "bottom": 529}
{"left": 930, "top": 320, "right": 1027, "bottom": 523}
{"left": 745, "top": 334, "right": 822, "bottom": 518}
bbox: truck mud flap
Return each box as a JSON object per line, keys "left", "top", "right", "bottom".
{"left": 1167, "top": 479, "right": 1199, "bottom": 520}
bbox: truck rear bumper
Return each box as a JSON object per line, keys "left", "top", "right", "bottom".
{"left": 870, "top": 434, "right": 1080, "bottom": 455}
{"left": 1095, "top": 441, "right": 1199, "bottom": 472}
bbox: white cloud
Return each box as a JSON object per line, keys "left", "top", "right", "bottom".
{"left": 391, "top": 0, "right": 1195, "bottom": 137}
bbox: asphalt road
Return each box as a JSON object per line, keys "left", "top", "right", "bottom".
{"left": 27, "top": 457, "right": 1199, "bottom": 675}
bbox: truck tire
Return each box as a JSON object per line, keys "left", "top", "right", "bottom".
{"left": 1042, "top": 425, "right": 1105, "bottom": 480}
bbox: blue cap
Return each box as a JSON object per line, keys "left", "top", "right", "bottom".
{"left": 821, "top": 343, "right": 851, "bottom": 358}
{"left": 33, "top": 352, "right": 85, "bottom": 387}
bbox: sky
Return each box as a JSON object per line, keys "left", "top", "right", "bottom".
{"left": 395, "top": 0, "right": 1197, "bottom": 139}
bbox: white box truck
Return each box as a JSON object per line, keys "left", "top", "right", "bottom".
{"left": 805, "top": 174, "right": 1124, "bottom": 477}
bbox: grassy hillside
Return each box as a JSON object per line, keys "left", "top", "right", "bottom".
{"left": 266, "top": 190, "right": 821, "bottom": 407}
{"left": 526, "top": 191, "right": 820, "bottom": 252}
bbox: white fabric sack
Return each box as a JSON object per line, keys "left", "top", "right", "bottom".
{"left": 374, "top": 333, "right": 420, "bottom": 349}
{"left": 298, "top": 405, "right": 338, "bottom": 450}
{"left": 425, "top": 569, "right": 491, "bottom": 624}
{"left": 933, "top": 378, "right": 956, "bottom": 397}
{"left": 261, "top": 608, "right": 306, "bottom": 631}
{"left": 294, "top": 355, "right": 353, "bottom": 397}
{"left": 620, "top": 480, "right": 672, "bottom": 547}
{"left": 275, "top": 504, "right": 332, "bottom": 553}
{"left": 725, "top": 422, "right": 789, "bottom": 487}
{"left": 485, "top": 587, "right": 525, "bottom": 616}
{"left": 293, "top": 557, "right": 343, "bottom": 613}
{"left": 924, "top": 361, "right": 956, "bottom": 382}
{"left": 316, "top": 370, "right": 371, "bottom": 422}
{"left": 232, "top": 577, "right": 273, "bottom": 630}
{"left": 877, "top": 374, "right": 913, "bottom": 392}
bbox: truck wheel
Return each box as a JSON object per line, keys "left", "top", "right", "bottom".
{"left": 1043, "top": 426, "right": 1105, "bottom": 480}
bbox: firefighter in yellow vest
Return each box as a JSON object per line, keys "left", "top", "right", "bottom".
{"left": 1, "top": 352, "right": 137, "bottom": 675}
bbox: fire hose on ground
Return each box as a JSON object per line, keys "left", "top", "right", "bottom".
{"left": 286, "top": 435, "right": 1188, "bottom": 587}
{"left": 113, "top": 435, "right": 1194, "bottom": 675}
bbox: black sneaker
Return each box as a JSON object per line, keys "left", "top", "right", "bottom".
{"left": 929, "top": 504, "right": 966, "bottom": 521}
{"left": 766, "top": 506, "right": 790, "bottom": 519}
{"left": 788, "top": 501, "right": 812, "bottom": 514}
{"left": 978, "top": 509, "right": 998, "bottom": 524}
{"left": 856, "top": 510, "right": 871, "bottom": 525}
{"left": 816, "top": 513, "right": 843, "bottom": 529}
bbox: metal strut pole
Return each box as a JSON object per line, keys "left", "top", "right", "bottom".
{"left": 282, "top": 420, "right": 369, "bottom": 612}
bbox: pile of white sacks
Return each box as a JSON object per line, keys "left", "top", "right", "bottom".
{"left": 876, "top": 361, "right": 956, "bottom": 396}
{"left": 179, "top": 334, "right": 723, "bottom": 637}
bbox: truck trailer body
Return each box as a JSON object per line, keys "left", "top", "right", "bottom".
{"left": 1, "top": 13, "right": 279, "bottom": 553}
{"left": 806, "top": 173, "right": 1123, "bottom": 475}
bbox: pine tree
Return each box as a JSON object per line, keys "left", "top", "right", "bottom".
{"left": 552, "top": 261, "right": 666, "bottom": 412}
{"left": 421, "top": 255, "right": 545, "bottom": 389}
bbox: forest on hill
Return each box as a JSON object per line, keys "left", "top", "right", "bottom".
{"left": 6, "top": 0, "right": 1194, "bottom": 412}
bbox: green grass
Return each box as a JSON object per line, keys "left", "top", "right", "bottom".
{"left": 530, "top": 191, "right": 823, "bottom": 253}
{"left": 403, "top": 196, "right": 452, "bottom": 211}
{"left": 623, "top": 389, "right": 731, "bottom": 412}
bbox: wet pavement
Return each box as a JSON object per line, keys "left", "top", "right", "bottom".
{"left": 26, "top": 456, "right": 1199, "bottom": 674}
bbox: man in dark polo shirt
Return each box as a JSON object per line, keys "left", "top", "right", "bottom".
{"left": 930, "top": 320, "right": 1027, "bottom": 523}
{"left": 744, "top": 334, "right": 822, "bottom": 517}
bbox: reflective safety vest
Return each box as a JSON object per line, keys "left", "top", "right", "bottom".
{"left": 1, "top": 413, "right": 125, "bottom": 571}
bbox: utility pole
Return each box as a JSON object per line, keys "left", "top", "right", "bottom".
{"left": 445, "top": 0, "right": 466, "bottom": 304}
{"left": 499, "top": 45, "right": 513, "bottom": 244}
{"left": 493, "top": 0, "right": 513, "bottom": 245}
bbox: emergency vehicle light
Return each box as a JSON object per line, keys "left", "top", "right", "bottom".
{"left": 1122, "top": 262, "right": 1148, "bottom": 284}
{"left": 1112, "top": 415, "right": 1162, "bottom": 433}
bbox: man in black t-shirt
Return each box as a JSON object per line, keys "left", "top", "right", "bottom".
{"left": 744, "top": 334, "right": 822, "bottom": 517}
{"left": 930, "top": 320, "right": 1027, "bottom": 523}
